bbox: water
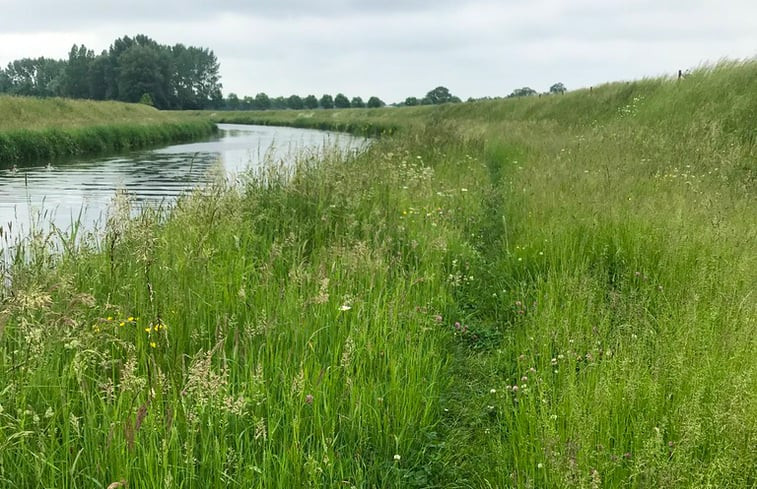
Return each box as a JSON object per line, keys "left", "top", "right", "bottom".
{"left": 0, "top": 123, "right": 365, "bottom": 250}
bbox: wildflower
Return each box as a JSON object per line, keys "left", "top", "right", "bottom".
{"left": 305, "top": 394, "right": 314, "bottom": 405}
{"left": 119, "top": 322, "right": 125, "bottom": 327}
{"left": 537, "top": 463, "right": 544, "bottom": 469}
{"left": 490, "top": 388, "right": 496, "bottom": 394}
{"left": 150, "top": 342, "right": 157, "bottom": 348}
{"left": 393, "top": 454, "right": 401, "bottom": 462}
{"left": 521, "top": 376, "right": 528, "bottom": 382}
{"left": 433, "top": 314, "right": 443, "bottom": 322}
{"left": 551, "top": 358, "right": 558, "bottom": 365}
{"left": 512, "top": 385, "right": 519, "bottom": 393}
{"left": 339, "top": 304, "right": 352, "bottom": 311}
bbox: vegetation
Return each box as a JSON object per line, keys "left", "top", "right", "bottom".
{"left": 1, "top": 60, "right": 755, "bottom": 488}
{"left": 0, "top": 96, "right": 216, "bottom": 166}
{"left": 0, "top": 34, "right": 222, "bottom": 110}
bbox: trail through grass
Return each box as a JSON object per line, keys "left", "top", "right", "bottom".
{"left": 0, "top": 61, "right": 754, "bottom": 487}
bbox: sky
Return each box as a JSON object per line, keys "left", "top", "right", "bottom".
{"left": 0, "top": 0, "right": 755, "bottom": 104}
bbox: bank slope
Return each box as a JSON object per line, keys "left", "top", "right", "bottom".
{"left": 0, "top": 96, "right": 216, "bottom": 166}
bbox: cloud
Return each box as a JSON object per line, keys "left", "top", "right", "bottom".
{"left": 0, "top": 0, "right": 754, "bottom": 102}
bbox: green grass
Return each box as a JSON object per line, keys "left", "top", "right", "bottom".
{"left": 0, "top": 96, "right": 216, "bottom": 166}
{"left": 1, "top": 60, "right": 755, "bottom": 488}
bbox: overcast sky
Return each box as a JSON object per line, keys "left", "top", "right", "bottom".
{"left": 0, "top": 0, "right": 755, "bottom": 103}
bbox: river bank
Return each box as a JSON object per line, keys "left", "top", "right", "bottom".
{"left": 0, "top": 96, "right": 216, "bottom": 166}
{"left": 1, "top": 61, "right": 755, "bottom": 488}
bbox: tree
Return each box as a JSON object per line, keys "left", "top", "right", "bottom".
{"left": 2, "top": 57, "right": 65, "bottom": 97}
{"left": 116, "top": 44, "right": 172, "bottom": 108}
{"left": 367, "top": 96, "right": 384, "bottom": 108}
{"left": 304, "top": 94, "right": 319, "bottom": 109}
{"left": 319, "top": 94, "right": 334, "bottom": 109}
{"left": 87, "top": 53, "right": 112, "bottom": 100}
{"left": 287, "top": 94, "right": 304, "bottom": 109}
{"left": 254, "top": 92, "right": 271, "bottom": 110}
{"left": 334, "top": 93, "right": 350, "bottom": 108}
{"left": 549, "top": 82, "right": 567, "bottom": 94}
{"left": 226, "top": 93, "right": 240, "bottom": 110}
{"left": 507, "top": 87, "right": 537, "bottom": 98}
{"left": 0, "top": 34, "right": 224, "bottom": 108}
{"left": 424, "top": 86, "right": 457, "bottom": 104}
{"left": 404, "top": 96, "right": 419, "bottom": 106}
{"left": 0, "top": 71, "right": 10, "bottom": 93}
{"left": 63, "top": 44, "right": 94, "bottom": 99}
{"left": 171, "top": 44, "right": 223, "bottom": 109}
{"left": 138, "top": 93, "right": 154, "bottom": 106}
{"left": 350, "top": 96, "right": 365, "bottom": 108}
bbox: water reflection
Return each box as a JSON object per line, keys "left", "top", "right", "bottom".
{"left": 0, "top": 123, "right": 365, "bottom": 249}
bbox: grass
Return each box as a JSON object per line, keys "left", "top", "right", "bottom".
{"left": 0, "top": 96, "right": 216, "bottom": 166}
{"left": 1, "top": 60, "right": 755, "bottom": 488}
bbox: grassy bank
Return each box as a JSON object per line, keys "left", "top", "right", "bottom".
{"left": 0, "top": 96, "right": 216, "bottom": 166}
{"left": 1, "top": 61, "right": 755, "bottom": 488}
{"left": 188, "top": 106, "right": 428, "bottom": 136}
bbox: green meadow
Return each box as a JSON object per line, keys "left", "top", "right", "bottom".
{"left": 0, "top": 96, "right": 215, "bottom": 166}
{"left": 1, "top": 61, "right": 755, "bottom": 488}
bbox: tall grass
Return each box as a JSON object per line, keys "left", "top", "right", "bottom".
{"left": 0, "top": 60, "right": 754, "bottom": 487}
{"left": 0, "top": 96, "right": 216, "bottom": 166}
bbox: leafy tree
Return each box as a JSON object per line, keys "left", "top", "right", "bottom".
{"left": 116, "top": 44, "right": 172, "bottom": 108}
{"left": 424, "top": 86, "right": 457, "bottom": 104}
{"left": 507, "top": 87, "right": 537, "bottom": 98}
{"left": 87, "top": 53, "right": 112, "bottom": 100}
{"left": 287, "top": 94, "right": 304, "bottom": 109}
{"left": 350, "top": 96, "right": 365, "bottom": 108}
{"left": 404, "top": 96, "right": 419, "bottom": 106}
{"left": 334, "top": 93, "right": 350, "bottom": 108}
{"left": 226, "top": 93, "right": 240, "bottom": 110}
{"left": 63, "top": 44, "right": 94, "bottom": 99}
{"left": 254, "top": 92, "right": 271, "bottom": 110}
{"left": 0, "top": 71, "right": 10, "bottom": 93}
{"left": 367, "top": 96, "right": 384, "bottom": 108}
{"left": 0, "top": 34, "right": 224, "bottom": 108}
{"left": 271, "top": 96, "right": 287, "bottom": 110}
{"left": 319, "top": 94, "right": 334, "bottom": 109}
{"left": 2, "top": 57, "right": 65, "bottom": 97}
{"left": 549, "top": 82, "right": 567, "bottom": 94}
{"left": 170, "top": 44, "right": 222, "bottom": 109}
{"left": 304, "top": 94, "right": 319, "bottom": 109}
{"left": 138, "top": 93, "right": 154, "bottom": 106}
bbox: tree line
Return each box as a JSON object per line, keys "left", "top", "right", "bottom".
{"left": 223, "top": 92, "right": 385, "bottom": 111}
{"left": 0, "top": 34, "right": 223, "bottom": 110}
